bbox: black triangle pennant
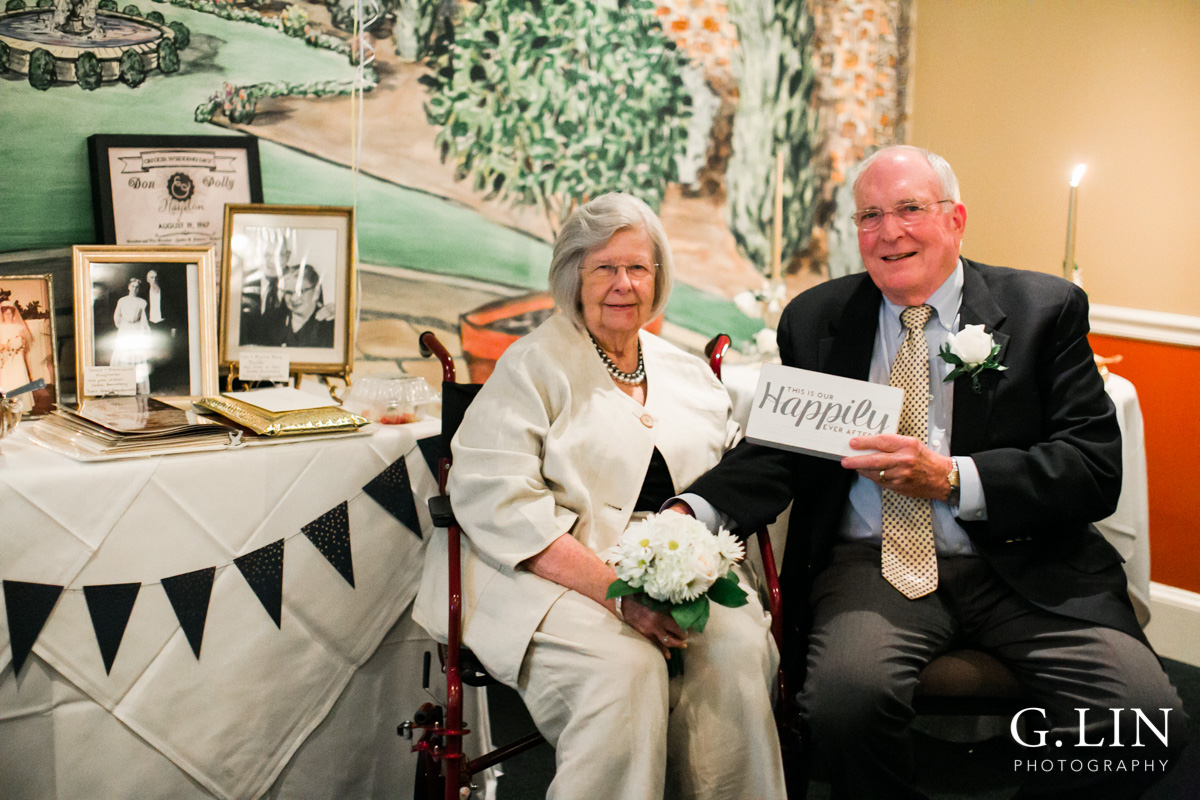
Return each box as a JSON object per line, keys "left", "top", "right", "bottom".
{"left": 234, "top": 539, "right": 285, "bottom": 628}
{"left": 3, "top": 580, "right": 64, "bottom": 677}
{"left": 416, "top": 436, "right": 441, "bottom": 480}
{"left": 302, "top": 501, "right": 355, "bottom": 588}
{"left": 82, "top": 583, "right": 141, "bottom": 674}
{"left": 363, "top": 456, "right": 421, "bottom": 538}
{"left": 161, "top": 567, "right": 216, "bottom": 659}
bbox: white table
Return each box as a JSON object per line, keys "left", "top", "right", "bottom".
{"left": 723, "top": 365, "right": 1152, "bottom": 625}
{"left": 0, "top": 421, "right": 493, "bottom": 800}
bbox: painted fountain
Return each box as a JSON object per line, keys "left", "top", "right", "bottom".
{"left": 0, "top": 0, "right": 174, "bottom": 83}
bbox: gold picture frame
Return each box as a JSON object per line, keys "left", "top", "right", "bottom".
{"left": 0, "top": 273, "right": 61, "bottom": 417}
{"left": 219, "top": 204, "right": 356, "bottom": 378}
{"left": 72, "top": 246, "right": 218, "bottom": 401}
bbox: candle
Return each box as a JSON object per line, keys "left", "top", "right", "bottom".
{"left": 1063, "top": 163, "right": 1087, "bottom": 281}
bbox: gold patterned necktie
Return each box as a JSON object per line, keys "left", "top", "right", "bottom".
{"left": 881, "top": 304, "right": 938, "bottom": 599}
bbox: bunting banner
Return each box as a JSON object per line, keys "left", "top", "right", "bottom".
{"left": 3, "top": 580, "right": 64, "bottom": 676}
{"left": 363, "top": 455, "right": 421, "bottom": 538}
{"left": 161, "top": 567, "right": 216, "bottom": 659}
{"left": 302, "top": 502, "right": 355, "bottom": 588}
{"left": 5, "top": 437, "right": 425, "bottom": 678}
{"left": 234, "top": 540, "right": 285, "bottom": 628}
{"left": 417, "top": 436, "right": 441, "bottom": 480}
{"left": 83, "top": 583, "right": 142, "bottom": 674}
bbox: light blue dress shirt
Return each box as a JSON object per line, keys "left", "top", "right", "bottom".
{"left": 678, "top": 260, "right": 988, "bottom": 555}
{"left": 837, "top": 260, "right": 985, "bottom": 555}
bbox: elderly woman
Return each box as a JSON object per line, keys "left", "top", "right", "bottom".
{"left": 281, "top": 263, "right": 334, "bottom": 348}
{"left": 414, "top": 193, "right": 785, "bottom": 799}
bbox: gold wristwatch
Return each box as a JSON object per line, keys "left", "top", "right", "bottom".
{"left": 946, "top": 458, "right": 961, "bottom": 507}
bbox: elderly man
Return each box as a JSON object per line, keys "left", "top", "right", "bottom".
{"left": 673, "top": 145, "right": 1187, "bottom": 797}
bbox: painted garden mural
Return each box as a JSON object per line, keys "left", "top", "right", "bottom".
{"left": 0, "top": 0, "right": 911, "bottom": 385}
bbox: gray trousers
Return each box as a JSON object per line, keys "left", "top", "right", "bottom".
{"left": 800, "top": 543, "right": 1187, "bottom": 799}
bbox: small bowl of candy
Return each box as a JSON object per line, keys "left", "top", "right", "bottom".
{"left": 343, "top": 376, "right": 440, "bottom": 424}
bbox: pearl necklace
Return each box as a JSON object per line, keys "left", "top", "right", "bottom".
{"left": 590, "top": 334, "right": 645, "bottom": 385}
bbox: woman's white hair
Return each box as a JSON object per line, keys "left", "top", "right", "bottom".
{"left": 548, "top": 192, "right": 675, "bottom": 329}
{"left": 851, "top": 145, "right": 962, "bottom": 203}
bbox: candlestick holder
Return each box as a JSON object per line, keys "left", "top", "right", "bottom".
{"left": 1063, "top": 164, "right": 1087, "bottom": 285}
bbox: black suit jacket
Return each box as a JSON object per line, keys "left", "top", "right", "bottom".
{"left": 283, "top": 313, "right": 334, "bottom": 348}
{"left": 688, "top": 258, "right": 1142, "bottom": 674}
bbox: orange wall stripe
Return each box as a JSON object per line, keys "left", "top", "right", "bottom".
{"left": 1090, "top": 334, "right": 1200, "bottom": 594}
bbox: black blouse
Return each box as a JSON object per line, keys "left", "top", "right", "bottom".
{"left": 633, "top": 447, "right": 676, "bottom": 512}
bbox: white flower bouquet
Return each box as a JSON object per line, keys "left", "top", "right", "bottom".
{"left": 605, "top": 512, "right": 749, "bottom": 674}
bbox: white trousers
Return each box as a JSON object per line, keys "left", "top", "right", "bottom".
{"left": 516, "top": 568, "right": 786, "bottom": 800}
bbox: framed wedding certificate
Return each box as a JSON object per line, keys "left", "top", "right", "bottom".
{"left": 87, "top": 134, "right": 264, "bottom": 271}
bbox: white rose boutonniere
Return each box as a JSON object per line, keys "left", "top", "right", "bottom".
{"left": 939, "top": 324, "right": 1007, "bottom": 393}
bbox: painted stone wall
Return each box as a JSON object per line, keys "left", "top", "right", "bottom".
{"left": 812, "top": 0, "right": 911, "bottom": 278}
{"left": 813, "top": 0, "right": 910, "bottom": 185}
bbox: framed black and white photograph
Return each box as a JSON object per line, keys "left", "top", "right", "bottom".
{"left": 220, "top": 204, "right": 356, "bottom": 377}
{"left": 88, "top": 135, "right": 264, "bottom": 272}
{"left": 73, "top": 246, "right": 218, "bottom": 401}
{"left": 0, "top": 273, "right": 60, "bottom": 417}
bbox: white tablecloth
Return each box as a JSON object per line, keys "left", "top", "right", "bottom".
{"left": 1093, "top": 374, "right": 1151, "bottom": 626}
{"left": 723, "top": 365, "right": 1151, "bottom": 624}
{"left": 0, "top": 421, "right": 492, "bottom": 800}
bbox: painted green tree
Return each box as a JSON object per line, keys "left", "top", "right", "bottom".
{"left": 725, "top": 0, "right": 820, "bottom": 275}
{"left": 422, "top": 0, "right": 693, "bottom": 233}
{"left": 326, "top": 0, "right": 451, "bottom": 59}
{"left": 393, "top": 0, "right": 453, "bottom": 60}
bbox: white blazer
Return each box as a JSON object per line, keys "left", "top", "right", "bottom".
{"left": 412, "top": 314, "right": 740, "bottom": 685}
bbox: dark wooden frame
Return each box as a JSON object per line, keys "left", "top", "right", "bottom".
{"left": 87, "top": 134, "right": 264, "bottom": 269}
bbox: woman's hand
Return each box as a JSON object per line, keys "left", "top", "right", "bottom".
{"left": 621, "top": 595, "right": 687, "bottom": 660}
{"left": 521, "top": 533, "right": 686, "bottom": 660}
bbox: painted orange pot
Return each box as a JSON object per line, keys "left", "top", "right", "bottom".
{"left": 460, "top": 291, "right": 664, "bottom": 383}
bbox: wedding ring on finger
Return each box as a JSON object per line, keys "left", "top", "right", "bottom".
{"left": 879, "top": 470, "right": 887, "bottom": 483}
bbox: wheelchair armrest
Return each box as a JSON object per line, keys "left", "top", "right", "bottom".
{"left": 437, "top": 643, "right": 498, "bottom": 688}
{"left": 460, "top": 647, "right": 497, "bottom": 687}
{"left": 429, "top": 495, "right": 456, "bottom": 528}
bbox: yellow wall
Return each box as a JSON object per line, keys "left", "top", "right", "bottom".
{"left": 908, "top": 0, "right": 1200, "bottom": 316}
{"left": 909, "top": 2, "right": 1200, "bottom": 594}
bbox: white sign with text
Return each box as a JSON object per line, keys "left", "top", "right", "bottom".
{"left": 237, "top": 350, "right": 291, "bottom": 383}
{"left": 745, "top": 364, "right": 904, "bottom": 460}
{"left": 83, "top": 366, "right": 137, "bottom": 397}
